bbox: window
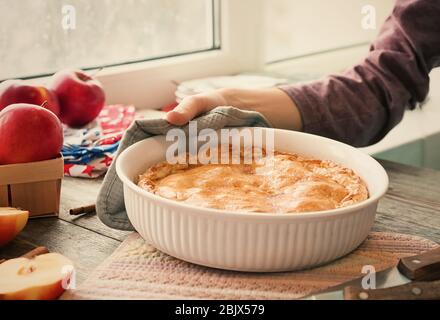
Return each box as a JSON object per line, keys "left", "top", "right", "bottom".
{"left": 0, "top": 0, "right": 399, "bottom": 108}
{"left": 263, "top": 0, "right": 395, "bottom": 63}
{"left": 0, "top": 0, "right": 220, "bottom": 80}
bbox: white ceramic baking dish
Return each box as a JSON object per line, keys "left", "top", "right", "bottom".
{"left": 116, "top": 128, "right": 388, "bottom": 272}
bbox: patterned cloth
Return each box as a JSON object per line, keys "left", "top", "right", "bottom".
{"left": 61, "top": 232, "right": 438, "bottom": 300}
{"left": 62, "top": 105, "right": 136, "bottom": 178}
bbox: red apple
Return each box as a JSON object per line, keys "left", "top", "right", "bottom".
{"left": 50, "top": 69, "right": 105, "bottom": 128}
{"left": 0, "top": 104, "right": 63, "bottom": 165}
{"left": 0, "top": 80, "right": 60, "bottom": 116}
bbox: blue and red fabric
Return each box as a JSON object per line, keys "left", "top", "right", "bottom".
{"left": 62, "top": 104, "right": 136, "bottom": 178}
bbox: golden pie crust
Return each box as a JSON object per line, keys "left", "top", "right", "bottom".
{"left": 137, "top": 149, "right": 369, "bottom": 214}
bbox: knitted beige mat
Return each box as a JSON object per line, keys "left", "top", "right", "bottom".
{"left": 62, "top": 232, "right": 438, "bottom": 300}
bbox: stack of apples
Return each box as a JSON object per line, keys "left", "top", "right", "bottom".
{"left": 0, "top": 70, "right": 103, "bottom": 299}
{"left": 0, "top": 69, "right": 106, "bottom": 165}
{"left": 0, "top": 69, "right": 106, "bottom": 243}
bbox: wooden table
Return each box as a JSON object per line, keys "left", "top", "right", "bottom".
{"left": 1, "top": 160, "right": 439, "bottom": 284}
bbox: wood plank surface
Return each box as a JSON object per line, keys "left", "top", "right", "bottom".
{"left": 59, "top": 177, "right": 130, "bottom": 241}
{"left": 0, "top": 218, "right": 121, "bottom": 283}
{"left": 373, "top": 160, "right": 440, "bottom": 243}
{"left": 1, "top": 159, "right": 439, "bottom": 285}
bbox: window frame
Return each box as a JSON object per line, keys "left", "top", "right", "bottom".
{"left": 11, "top": 0, "right": 263, "bottom": 109}
{"left": 93, "top": 0, "right": 264, "bottom": 109}
{"left": 8, "top": 0, "right": 394, "bottom": 109}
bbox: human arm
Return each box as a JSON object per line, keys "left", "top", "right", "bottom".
{"left": 167, "top": 0, "right": 440, "bottom": 147}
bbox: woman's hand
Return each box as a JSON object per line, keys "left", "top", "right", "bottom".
{"left": 166, "top": 87, "right": 303, "bottom": 131}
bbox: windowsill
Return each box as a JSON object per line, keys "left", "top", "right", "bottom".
{"left": 359, "top": 98, "right": 440, "bottom": 155}
{"left": 360, "top": 67, "right": 440, "bottom": 155}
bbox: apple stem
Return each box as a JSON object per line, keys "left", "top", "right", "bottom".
{"left": 40, "top": 100, "right": 48, "bottom": 109}
{"left": 90, "top": 67, "right": 104, "bottom": 78}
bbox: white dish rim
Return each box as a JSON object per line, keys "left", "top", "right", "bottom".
{"left": 116, "top": 129, "right": 389, "bottom": 220}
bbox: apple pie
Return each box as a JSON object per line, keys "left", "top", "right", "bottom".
{"left": 137, "top": 148, "right": 369, "bottom": 213}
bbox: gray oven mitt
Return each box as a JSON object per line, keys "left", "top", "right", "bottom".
{"left": 96, "top": 106, "right": 272, "bottom": 231}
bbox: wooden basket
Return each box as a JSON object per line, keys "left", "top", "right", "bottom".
{"left": 0, "top": 156, "right": 63, "bottom": 218}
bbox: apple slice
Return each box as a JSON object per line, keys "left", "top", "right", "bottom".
{"left": 0, "top": 253, "right": 74, "bottom": 300}
{"left": 0, "top": 208, "right": 29, "bottom": 247}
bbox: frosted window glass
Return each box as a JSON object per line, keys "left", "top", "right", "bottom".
{"left": 0, "top": 0, "right": 216, "bottom": 79}
{"left": 264, "top": 0, "right": 395, "bottom": 63}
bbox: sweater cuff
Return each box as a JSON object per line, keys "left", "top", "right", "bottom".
{"left": 279, "top": 84, "right": 317, "bottom": 133}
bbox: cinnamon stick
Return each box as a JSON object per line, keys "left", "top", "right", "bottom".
{"left": 21, "top": 247, "right": 49, "bottom": 259}
{"left": 70, "top": 204, "right": 96, "bottom": 216}
{"left": 0, "top": 247, "right": 49, "bottom": 265}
